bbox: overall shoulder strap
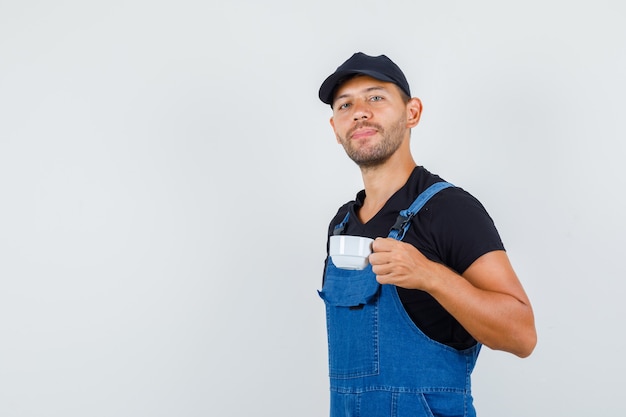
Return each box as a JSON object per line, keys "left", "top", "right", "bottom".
{"left": 388, "top": 181, "right": 454, "bottom": 240}
{"left": 333, "top": 212, "right": 351, "bottom": 235}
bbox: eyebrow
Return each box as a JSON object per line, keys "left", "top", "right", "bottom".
{"left": 334, "top": 86, "right": 388, "bottom": 102}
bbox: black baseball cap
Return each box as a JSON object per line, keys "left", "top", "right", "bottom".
{"left": 318, "top": 52, "right": 411, "bottom": 105}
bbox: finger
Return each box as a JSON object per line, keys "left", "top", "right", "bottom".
{"left": 369, "top": 251, "right": 396, "bottom": 266}
{"left": 368, "top": 252, "right": 386, "bottom": 265}
{"left": 372, "top": 237, "right": 396, "bottom": 253}
{"left": 374, "top": 270, "right": 395, "bottom": 285}
{"left": 371, "top": 262, "right": 393, "bottom": 277}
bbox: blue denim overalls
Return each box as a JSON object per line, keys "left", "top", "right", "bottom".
{"left": 320, "top": 182, "right": 481, "bottom": 417}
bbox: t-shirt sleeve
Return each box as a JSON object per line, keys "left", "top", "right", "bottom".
{"left": 426, "top": 187, "right": 505, "bottom": 274}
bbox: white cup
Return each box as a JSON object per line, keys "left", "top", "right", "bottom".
{"left": 329, "top": 235, "right": 374, "bottom": 270}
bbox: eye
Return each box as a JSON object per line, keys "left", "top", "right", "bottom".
{"left": 337, "top": 102, "right": 351, "bottom": 110}
{"left": 370, "top": 95, "right": 384, "bottom": 102}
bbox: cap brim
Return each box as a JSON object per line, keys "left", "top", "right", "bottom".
{"left": 318, "top": 70, "right": 397, "bottom": 105}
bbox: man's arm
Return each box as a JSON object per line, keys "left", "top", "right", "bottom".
{"left": 369, "top": 238, "right": 537, "bottom": 357}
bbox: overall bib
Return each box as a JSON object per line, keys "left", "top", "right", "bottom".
{"left": 319, "top": 182, "right": 481, "bottom": 417}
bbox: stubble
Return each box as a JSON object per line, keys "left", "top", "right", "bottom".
{"left": 338, "top": 114, "right": 407, "bottom": 169}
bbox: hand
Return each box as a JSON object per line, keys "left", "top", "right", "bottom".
{"left": 368, "top": 237, "right": 441, "bottom": 290}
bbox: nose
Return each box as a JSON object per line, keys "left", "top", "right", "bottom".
{"left": 352, "top": 101, "right": 371, "bottom": 121}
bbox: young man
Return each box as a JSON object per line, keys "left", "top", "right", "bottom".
{"left": 318, "top": 52, "right": 536, "bottom": 417}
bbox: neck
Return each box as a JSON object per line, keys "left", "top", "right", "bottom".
{"left": 357, "top": 144, "right": 417, "bottom": 223}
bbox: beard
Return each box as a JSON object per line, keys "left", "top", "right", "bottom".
{"left": 337, "top": 115, "right": 407, "bottom": 168}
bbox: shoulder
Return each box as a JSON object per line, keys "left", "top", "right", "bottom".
{"left": 404, "top": 167, "right": 482, "bottom": 214}
{"left": 427, "top": 185, "right": 489, "bottom": 215}
{"left": 417, "top": 184, "right": 505, "bottom": 274}
{"left": 407, "top": 166, "right": 446, "bottom": 195}
{"left": 417, "top": 184, "right": 498, "bottom": 245}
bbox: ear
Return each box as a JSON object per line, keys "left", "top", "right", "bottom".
{"left": 329, "top": 116, "right": 341, "bottom": 144}
{"left": 406, "top": 97, "right": 423, "bottom": 128}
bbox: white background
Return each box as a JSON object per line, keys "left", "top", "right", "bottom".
{"left": 1, "top": 1, "right": 625, "bottom": 416}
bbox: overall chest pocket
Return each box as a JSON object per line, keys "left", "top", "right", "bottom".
{"left": 319, "top": 262, "right": 380, "bottom": 379}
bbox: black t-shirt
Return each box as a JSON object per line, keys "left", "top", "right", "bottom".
{"left": 324, "top": 166, "right": 505, "bottom": 350}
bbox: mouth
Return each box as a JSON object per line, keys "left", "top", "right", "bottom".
{"left": 350, "top": 128, "right": 378, "bottom": 140}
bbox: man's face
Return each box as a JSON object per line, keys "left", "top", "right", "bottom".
{"left": 329, "top": 75, "right": 415, "bottom": 168}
